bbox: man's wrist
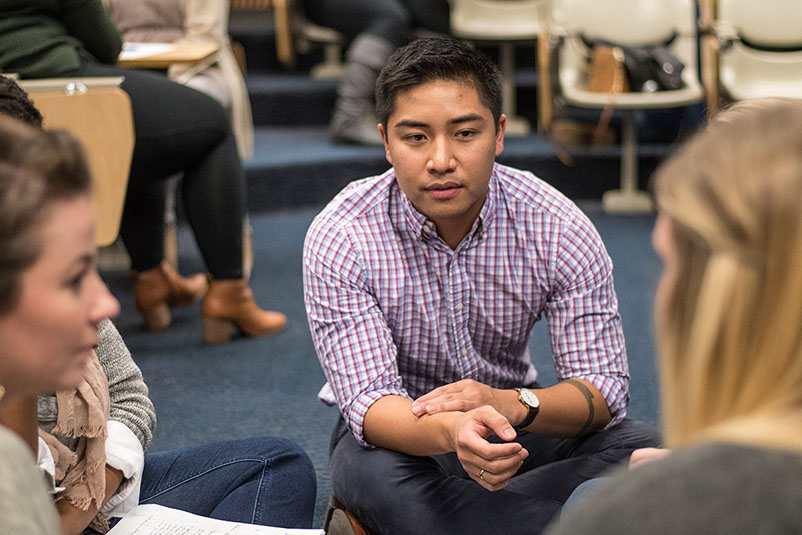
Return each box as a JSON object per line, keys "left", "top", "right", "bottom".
{"left": 441, "top": 410, "right": 467, "bottom": 453}
{"left": 501, "top": 388, "right": 528, "bottom": 427}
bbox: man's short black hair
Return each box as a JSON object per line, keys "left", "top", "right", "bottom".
{"left": 0, "top": 75, "right": 43, "bottom": 128}
{"left": 376, "top": 37, "right": 503, "bottom": 131}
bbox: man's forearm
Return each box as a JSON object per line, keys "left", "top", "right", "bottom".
{"left": 411, "top": 377, "right": 613, "bottom": 438}
{"left": 363, "top": 395, "right": 461, "bottom": 455}
{"left": 515, "top": 379, "right": 611, "bottom": 437}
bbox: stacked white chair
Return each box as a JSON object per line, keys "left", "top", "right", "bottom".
{"left": 715, "top": 0, "right": 802, "bottom": 102}
{"left": 550, "top": 0, "right": 704, "bottom": 214}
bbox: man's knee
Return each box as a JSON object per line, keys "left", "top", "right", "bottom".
{"left": 607, "top": 418, "right": 662, "bottom": 449}
{"left": 330, "top": 433, "right": 398, "bottom": 502}
{"left": 330, "top": 435, "right": 450, "bottom": 533}
{"left": 568, "top": 418, "right": 661, "bottom": 465}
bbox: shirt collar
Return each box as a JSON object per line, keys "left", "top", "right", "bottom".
{"left": 392, "top": 165, "right": 500, "bottom": 247}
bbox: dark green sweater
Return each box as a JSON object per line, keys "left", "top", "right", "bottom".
{"left": 0, "top": 0, "right": 122, "bottom": 78}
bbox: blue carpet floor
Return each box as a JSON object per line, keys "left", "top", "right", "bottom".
{"left": 102, "top": 200, "right": 661, "bottom": 529}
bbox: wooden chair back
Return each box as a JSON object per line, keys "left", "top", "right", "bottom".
{"left": 24, "top": 80, "right": 135, "bottom": 247}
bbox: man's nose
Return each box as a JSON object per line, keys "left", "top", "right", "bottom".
{"left": 427, "top": 137, "right": 455, "bottom": 173}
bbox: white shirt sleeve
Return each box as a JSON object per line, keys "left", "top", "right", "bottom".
{"left": 37, "top": 436, "right": 64, "bottom": 494}
{"left": 100, "top": 420, "right": 145, "bottom": 517}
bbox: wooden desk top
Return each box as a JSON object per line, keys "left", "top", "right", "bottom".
{"left": 118, "top": 42, "right": 219, "bottom": 68}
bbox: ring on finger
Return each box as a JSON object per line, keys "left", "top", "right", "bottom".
{"left": 479, "top": 469, "right": 485, "bottom": 480}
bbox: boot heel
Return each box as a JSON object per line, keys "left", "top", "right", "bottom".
{"left": 203, "top": 316, "right": 233, "bottom": 344}
{"left": 141, "top": 303, "right": 171, "bottom": 331}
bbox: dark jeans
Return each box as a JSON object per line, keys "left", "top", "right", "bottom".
{"left": 60, "top": 61, "right": 246, "bottom": 278}
{"left": 138, "top": 437, "right": 316, "bottom": 528}
{"left": 330, "top": 417, "right": 659, "bottom": 535}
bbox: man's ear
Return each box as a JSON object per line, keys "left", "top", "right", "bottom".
{"left": 379, "top": 123, "right": 393, "bottom": 165}
{"left": 495, "top": 114, "right": 506, "bottom": 157}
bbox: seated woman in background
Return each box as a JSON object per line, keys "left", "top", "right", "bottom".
{"left": 0, "top": 0, "right": 283, "bottom": 344}
{"left": 301, "top": 0, "right": 450, "bottom": 145}
{"left": 547, "top": 98, "right": 802, "bottom": 534}
{"left": 103, "top": 0, "right": 253, "bottom": 158}
{"left": 0, "top": 114, "right": 317, "bottom": 534}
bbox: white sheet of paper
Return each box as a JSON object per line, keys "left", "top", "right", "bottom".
{"left": 119, "top": 42, "right": 176, "bottom": 60}
{"left": 108, "top": 504, "right": 324, "bottom": 535}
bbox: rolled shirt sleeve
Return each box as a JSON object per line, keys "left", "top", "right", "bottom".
{"left": 37, "top": 420, "right": 145, "bottom": 516}
{"left": 101, "top": 420, "right": 144, "bottom": 517}
{"left": 37, "top": 436, "right": 62, "bottom": 495}
{"left": 304, "top": 219, "right": 409, "bottom": 447}
{"left": 546, "top": 208, "right": 629, "bottom": 425}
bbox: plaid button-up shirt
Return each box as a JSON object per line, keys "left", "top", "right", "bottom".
{"left": 303, "top": 163, "right": 629, "bottom": 446}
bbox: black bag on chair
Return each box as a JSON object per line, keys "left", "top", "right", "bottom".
{"left": 620, "top": 44, "right": 685, "bottom": 91}
{"left": 587, "top": 39, "right": 685, "bottom": 92}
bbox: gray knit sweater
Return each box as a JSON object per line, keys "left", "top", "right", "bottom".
{"left": 38, "top": 319, "right": 156, "bottom": 452}
{"left": 546, "top": 442, "right": 802, "bottom": 535}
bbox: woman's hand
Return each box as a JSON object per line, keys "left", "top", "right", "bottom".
{"left": 56, "top": 465, "right": 124, "bottom": 535}
{"left": 629, "top": 447, "right": 670, "bottom": 469}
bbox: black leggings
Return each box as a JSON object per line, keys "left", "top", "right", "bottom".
{"left": 62, "top": 61, "right": 245, "bottom": 279}
{"left": 302, "top": 0, "right": 450, "bottom": 47}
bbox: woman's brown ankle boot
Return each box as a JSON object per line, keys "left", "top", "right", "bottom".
{"left": 132, "top": 261, "right": 209, "bottom": 331}
{"left": 201, "top": 279, "right": 287, "bottom": 344}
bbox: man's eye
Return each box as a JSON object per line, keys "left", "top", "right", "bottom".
{"left": 457, "top": 130, "right": 476, "bottom": 138}
{"left": 406, "top": 134, "right": 426, "bottom": 142}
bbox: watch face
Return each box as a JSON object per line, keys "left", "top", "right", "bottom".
{"left": 520, "top": 388, "right": 540, "bottom": 408}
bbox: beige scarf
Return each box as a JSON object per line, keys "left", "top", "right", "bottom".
{"left": 39, "top": 352, "right": 111, "bottom": 532}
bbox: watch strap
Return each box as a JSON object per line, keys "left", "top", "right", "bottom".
{"left": 514, "top": 387, "right": 539, "bottom": 430}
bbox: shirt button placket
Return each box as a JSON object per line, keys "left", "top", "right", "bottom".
{"left": 450, "top": 256, "right": 475, "bottom": 376}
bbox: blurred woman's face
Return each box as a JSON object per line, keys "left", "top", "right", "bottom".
{"left": 0, "top": 196, "right": 119, "bottom": 397}
{"left": 652, "top": 213, "right": 678, "bottom": 328}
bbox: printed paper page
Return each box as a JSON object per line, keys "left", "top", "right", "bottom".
{"left": 108, "top": 504, "right": 324, "bottom": 535}
{"left": 119, "top": 43, "right": 176, "bottom": 60}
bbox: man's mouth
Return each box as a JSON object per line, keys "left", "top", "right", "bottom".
{"left": 425, "top": 182, "right": 462, "bottom": 200}
{"left": 426, "top": 182, "right": 461, "bottom": 191}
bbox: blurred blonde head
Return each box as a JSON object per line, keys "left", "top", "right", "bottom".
{"left": 653, "top": 98, "right": 802, "bottom": 450}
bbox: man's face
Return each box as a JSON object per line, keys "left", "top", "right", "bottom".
{"left": 379, "top": 80, "right": 505, "bottom": 248}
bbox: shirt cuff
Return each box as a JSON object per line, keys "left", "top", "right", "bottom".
{"left": 37, "top": 437, "right": 64, "bottom": 494}
{"left": 348, "top": 388, "right": 408, "bottom": 447}
{"left": 101, "top": 420, "right": 145, "bottom": 517}
{"left": 581, "top": 373, "right": 628, "bottom": 428}
{"left": 318, "top": 382, "right": 337, "bottom": 406}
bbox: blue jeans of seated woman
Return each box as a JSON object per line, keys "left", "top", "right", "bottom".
{"left": 561, "top": 477, "right": 612, "bottom": 519}
{"left": 138, "top": 437, "right": 316, "bottom": 528}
